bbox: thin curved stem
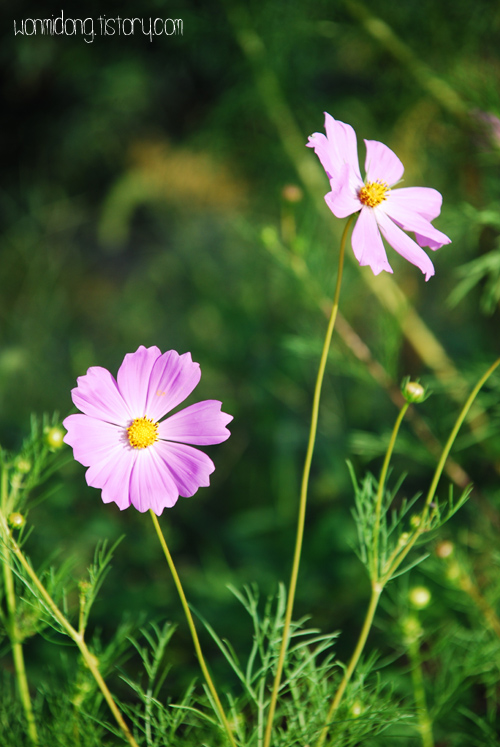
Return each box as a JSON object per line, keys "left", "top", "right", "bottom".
{"left": 0, "top": 470, "right": 38, "bottom": 745}
{"left": 382, "top": 356, "right": 500, "bottom": 585}
{"left": 263, "top": 216, "right": 354, "bottom": 747}
{"left": 372, "top": 402, "right": 409, "bottom": 578}
{"left": 422, "top": 356, "right": 500, "bottom": 517}
{"left": 407, "top": 627, "right": 434, "bottom": 747}
{"left": 0, "top": 509, "right": 139, "bottom": 747}
{"left": 314, "top": 403, "right": 410, "bottom": 746}
{"left": 316, "top": 584, "right": 382, "bottom": 747}
{"left": 317, "top": 358, "right": 500, "bottom": 746}
{"left": 149, "top": 511, "right": 237, "bottom": 747}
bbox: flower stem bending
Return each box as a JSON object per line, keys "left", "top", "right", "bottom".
{"left": 0, "top": 509, "right": 139, "bottom": 747}
{"left": 316, "top": 584, "right": 382, "bottom": 747}
{"left": 372, "top": 401, "right": 410, "bottom": 578}
{"left": 382, "top": 356, "right": 500, "bottom": 585}
{"left": 317, "top": 358, "right": 500, "bottom": 745}
{"left": 0, "top": 469, "right": 39, "bottom": 746}
{"left": 263, "top": 215, "right": 354, "bottom": 747}
{"left": 407, "top": 625, "right": 434, "bottom": 747}
{"left": 316, "top": 402, "right": 411, "bottom": 747}
{"left": 149, "top": 511, "right": 237, "bottom": 747}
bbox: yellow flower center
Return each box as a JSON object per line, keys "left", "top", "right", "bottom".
{"left": 358, "top": 181, "right": 390, "bottom": 208}
{"left": 127, "top": 417, "right": 159, "bottom": 449}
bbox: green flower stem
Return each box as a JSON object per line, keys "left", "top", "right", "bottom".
{"left": 149, "top": 511, "right": 237, "bottom": 747}
{"left": 382, "top": 356, "right": 500, "bottom": 585}
{"left": 0, "top": 469, "right": 38, "bottom": 746}
{"left": 317, "top": 358, "right": 500, "bottom": 746}
{"left": 372, "top": 402, "right": 410, "bottom": 578}
{"left": 0, "top": 510, "right": 139, "bottom": 747}
{"left": 407, "top": 629, "right": 434, "bottom": 747}
{"left": 422, "top": 356, "right": 500, "bottom": 517}
{"left": 316, "top": 584, "right": 382, "bottom": 747}
{"left": 263, "top": 216, "right": 354, "bottom": 747}
{"left": 314, "top": 399, "right": 410, "bottom": 746}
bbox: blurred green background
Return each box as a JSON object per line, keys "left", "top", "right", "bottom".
{"left": 1, "top": 0, "right": 500, "bottom": 711}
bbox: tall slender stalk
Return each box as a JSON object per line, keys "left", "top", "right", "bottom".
{"left": 382, "top": 356, "right": 500, "bottom": 585}
{"left": 407, "top": 623, "right": 434, "bottom": 747}
{"left": 316, "top": 356, "right": 500, "bottom": 747}
{"left": 0, "top": 508, "right": 139, "bottom": 747}
{"left": 372, "top": 401, "right": 410, "bottom": 576}
{"left": 149, "top": 511, "right": 237, "bottom": 747}
{"left": 263, "top": 216, "right": 354, "bottom": 747}
{"left": 316, "top": 584, "right": 382, "bottom": 747}
{"left": 315, "top": 400, "right": 411, "bottom": 747}
{"left": 0, "top": 468, "right": 38, "bottom": 746}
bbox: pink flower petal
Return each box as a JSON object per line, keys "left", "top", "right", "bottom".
{"left": 414, "top": 233, "right": 444, "bottom": 251}
{"left": 364, "top": 140, "right": 404, "bottom": 186}
{"left": 389, "top": 186, "right": 443, "bottom": 221}
{"left": 351, "top": 208, "right": 393, "bottom": 275}
{"left": 325, "top": 164, "right": 362, "bottom": 219}
{"left": 158, "top": 400, "right": 232, "bottom": 445}
{"left": 382, "top": 197, "right": 451, "bottom": 249}
{"left": 145, "top": 350, "right": 202, "bottom": 422}
{"left": 116, "top": 346, "right": 162, "bottom": 417}
{"left": 86, "top": 446, "right": 136, "bottom": 511}
{"left": 70, "top": 367, "right": 131, "bottom": 425}
{"left": 324, "top": 114, "right": 362, "bottom": 181}
{"left": 307, "top": 113, "right": 362, "bottom": 183}
{"left": 155, "top": 440, "right": 215, "bottom": 498}
{"left": 129, "top": 448, "right": 181, "bottom": 514}
{"left": 376, "top": 211, "right": 435, "bottom": 281}
{"left": 306, "top": 132, "right": 336, "bottom": 181}
{"left": 63, "top": 414, "right": 125, "bottom": 466}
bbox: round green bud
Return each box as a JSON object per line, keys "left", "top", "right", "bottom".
{"left": 8, "top": 512, "right": 26, "bottom": 529}
{"left": 398, "top": 532, "right": 410, "bottom": 546}
{"left": 402, "top": 380, "right": 426, "bottom": 404}
{"left": 281, "top": 184, "right": 303, "bottom": 203}
{"left": 446, "top": 561, "right": 461, "bottom": 583}
{"left": 350, "top": 700, "right": 364, "bottom": 717}
{"left": 401, "top": 614, "right": 422, "bottom": 642}
{"left": 436, "top": 540, "right": 454, "bottom": 559}
{"left": 14, "top": 456, "right": 31, "bottom": 474}
{"left": 409, "top": 586, "right": 431, "bottom": 609}
{"left": 45, "top": 426, "right": 65, "bottom": 451}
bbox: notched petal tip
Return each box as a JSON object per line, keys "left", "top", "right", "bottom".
{"left": 364, "top": 139, "right": 404, "bottom": 186}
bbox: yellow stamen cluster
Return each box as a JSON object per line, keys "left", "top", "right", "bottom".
{"left": 127, "top": 417, "right": 159, "bottom": 449}
{"left": 358, "top": 181, "right": 390, "bottom": 208}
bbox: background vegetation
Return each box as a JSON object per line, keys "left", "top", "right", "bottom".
{"left": 1, "top": 0, "right": 500, "bottom": 743}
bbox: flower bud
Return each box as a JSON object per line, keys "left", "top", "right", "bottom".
{"left": 281, "top": 184, "right": 303, "bottom": 203}
{"left": 350, "top": 701, "right": 364, "bottom": 717}
{"left": 8, "top": 512, "right": 26, "bottom": 529}
{"left": 446, "top": 560, "right": 461, "bottom": 583}
{"left": 436, "top": 540, "right": 454, "bottom": 559}
{"left": 44, "top": 426, "right": 65, "bottom": 451}
{"left": 401, "top": 614, "right": 422, "bottom": 642}
{"left": 402, "top": 379, "right": 426, "bottom": 404}
{"left": 79, "top": 580, "right": 91, "bottom": 594}
{"left": 14, "top": 456, "right": 31, "bottom": 474}
{"left": 410, "top": 514, "right": 421, "bottom": 529}
{"left": 398, "top": 532, "right": 410, "bottom": 547}
{"left": 409, "top": 586, "right": 431, "bottom": 610}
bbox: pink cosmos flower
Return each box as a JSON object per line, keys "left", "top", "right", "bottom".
{"left": 307, "top": 113, "right": 451, "bottom": 280}
{"left": 63, "top": 346, "right": 232, "bottom": 515}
